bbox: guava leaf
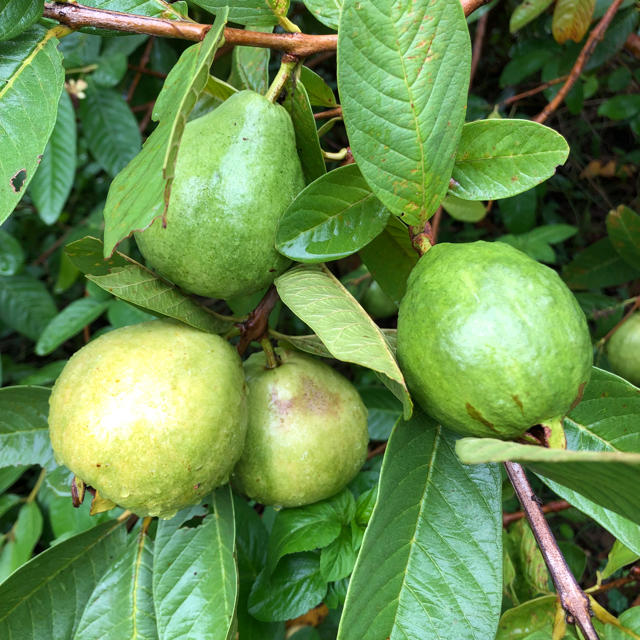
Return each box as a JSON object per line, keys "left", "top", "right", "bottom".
{"left": 275, "top": 263, "right": 412, "bottom": 417}
{"left": 0, "top": 386, "right": 53, "bottom": 470}
{"left": 0, "top": 0, "right": 43, "bottom": 41}
{"left": 65, "top": 236, "right": 234, "bottom": 334}
{"left": 495, "top": 595, "right": 559, "bottom": 639}
{"left": 552, "top": 0, "right": 596, "bottom": 44}
{"left": 228, "top": 26, "right": 271, "bottom": 94}
{"left": 449, "top": 120, "right": 570, "bottom": 201}
{"left": 600, "top": 540, "right": 640, "bottom": 581}
{"left": 358, "top": 385, "right": 403, "bottom": 441}
{"left": 442, "top": 195, "right": 487, "bottom": 223}
{"left": 300, "top": 66, "right": 337, "bottom": 107}
{"left": 28, "top": 90, "right": 76, "bottom": 225}
{"left": 102, "top": 11, "right": 227, "bottom": 256}
{"left": 153, "top": 490, "right": 237, "bottom": 640}
{"left": 276, "top": 165, "right": 390, "bottom": 263}
{"left": 338, "top": 0, "right": 470, "bottom": 226}
{"left": 606, "top": 205, "right": 640, "bottom": 271}
{"left": 301, "top": 0, "right": 341, "bottom": 30}
{"left": 0, "top": 520, "right": 127, "bottom": 638}
{"left": 337, "top": 412, "right": 503, "bottom": 640}
{"left": 189, "top": 0, "right": 280, "bottom": 26}
{"left": 0, "top": 25, "right": 64, "bottom": 225}
{"left": 0, "top": 501, "right": 43, "bottom": 583}
{"left": 359, "top": 216, "right": 417, "bottom": 306}
{"left": 0, "top": 230, "right": 25, "bottom": 276}
{"left": 319, "top": 525, "right": 358, "bottom": 582}
{"left": 510, "top": 0, "right": 555, "bottom": 33}
{"left": 0, "top": 274, "right": 57, "bottom": 341}
{"left": 563, "top": 237, "right": 640, "bottom": 290}
{"left": 80, "top": 0, "right": 185, "bottom": 20}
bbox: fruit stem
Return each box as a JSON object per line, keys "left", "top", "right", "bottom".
{"left": 260, "top": 337, "right": 280, "bottom": 369}
{"left": 504, "top": 461, "right": 600, "bottom": 640}
{"left": 265, "top": 56, "right": 300, "bottom": 103}
{"left": 322, "top": 148, "right": 349, "bottom": 161}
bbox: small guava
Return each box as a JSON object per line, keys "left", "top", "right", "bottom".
{"left": 397, "top": 241, "right": 593, "bottom": 439}
{"left": 48, "top": 319, "right": 247, "bottom": 519}
{"left": 362, "top": 280, "right": 397, "bottom": 319}
{"left": 135, "top": 90, "right": 305, "bottom": 300}
{"left": 232, "top": 348, "right": 369, "bottom": 507}
{"left": 607, "top": 312, "right": 640, "bottom": 386}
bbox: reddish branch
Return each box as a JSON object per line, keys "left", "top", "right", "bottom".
{"left": 505, "top": 462, "right": 599, "bottom": 640}
{"left": 314, "top": 107, "right": 343, "bottom": 120}
{"left": 503, "top": 499, "right": 571, "bottom": 526}
{"left": 469, "top": 13, "right": 488, "bottom": 88}
{"left": 500, "top": 75, "right": 568, "bottom": 108}
{"left": 236, "top": 286, "right": 280, "bottom": 356}
{"left": 534, "top": 0, "right": 624, "bottom": 124}
{"left": 43, "top": 0, "right": 486, "bottom": 52}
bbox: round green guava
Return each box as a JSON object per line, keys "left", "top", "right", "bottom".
{"left": 397, "top": 241, "right": 593, "bottom": 439}
{"left": 135, "top": 90, "right": 305, "bottom": 300}
{"left": 362, "top": 280, "right": 397, "bottom": 319}
{"left": 607, "top": 312, "right": 640, "bottom": 386}
{"left": 48, "top": 319, "right": 247, "bottom": 519}
{"left": 232, "top": 348, "right": 369, "bottom": 507}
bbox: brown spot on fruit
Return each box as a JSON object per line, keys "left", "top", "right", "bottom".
{"left": 465, "top": 403, "right": 499, "bottom": 434}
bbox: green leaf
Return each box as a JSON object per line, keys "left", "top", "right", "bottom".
{"left": 102, "top": 13, "right": 227, "bottom": 256}
{"left": 276, "top": 165, "right": 390, "bottom": 263}
{"left": 0, "top": 466, "right": 27, "bottom": 494}
{"left": 275, "top": 264, "right": 412, "bottom": 417}
{"left": 552, "top": 0, "right": 596, "bottom": 44}
{"left": 319, "top": 525, "right": 358, "bottom": 582}
{"left": 228, "top": 27, "right": 271, "bottom": 94}
{"left": 18, "top": 360, "right": 66, "bottom": 386}
{"left": 189, "top": 0, "right": 279, "bottom": 25}
{"left": 496, "top": 595, "right": 558, "bottom": 640}
{"left": 300, "top": 66, "right": 337, "bottom": 108}
{"left": 92, "top": 52, "right": 128, "bottom": 87}
{"left": 0, "top": 386, "right": 53, "bottom": 469}
{"left": 248, "top": 552, "right": 328, "bottom": 622}
{"left": 338, "top": 0, "right": 470, "bottom": 226}
{"left": 79, "top": 81, "right": 141, "bottom": 177}
{"left": 0, "top": 501, "right": 43, "bottom": 582}
{"left": 29, "top": 89, "right": 76, "bottom": 225}
{"left": 510, "top": 0, "right": 555, "bottom": 33}
{"left": 359, "top": 385, "right": 403, "bottom": 441}
{"left": 283, "top": 78, "right": 326, "bottom": 185}
{"left": 0, "top": 230, "right": 25, "bottom": 276}
{"left": 607, "top": 205, "right": 640, "bottom": 270}
{"left": 497, "top": 224, "right": 577, "bottom": 264}
{"left": 563, "top": 237, "right": 640, "bottom": 290}
{"left": 0, "top": 26, "right": 64, "bottom": 225}
{"left": 338, "top": 412, "right": 503, "bottom": 640}
{"left": 450, "top": 120, "right": 569, "bottom": 201}
{"left": 498, "top": 190, "right": 538, "bottom": 234}
{"left": 65, "top": 236, "right": 233, "bottom": 334}
{"left": 267, "top": 490, "right": 354, "bottom": 574}
{"left": 597, "top": 94, "right": 640, "bottom": 120}
{"left": 153, "top": 488, "right": 237, "bottom": 640}
{"left": 0, "top": 0, "right": 43, "bottom": 41}
{"left": 442, "top": 194, "right": 487, "bottom": 222}
{"left": 106, "top": 299, "right": 156, "bottom": 328}
{"left": 359, "top": 216, "right": 417, "bottom": 306}
{"left": 35, "top": 298, "right": 111, "bottom": 356}
{"left": 0, "top": 274, "right": 57, "bottom": 341}
{"left": 0, "top": 520, "right": 126, "bottom": 637}
{"left": 72, "top": 525, "right": 156, "bottom": 639}
{"left": 600, "top": 540, "right": 640, "bottom": 581}
{"left": 302, "top": 0, "right": 341, "bottom": 29}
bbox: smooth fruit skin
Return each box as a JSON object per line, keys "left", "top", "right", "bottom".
{"left": 233, "top": 349, "right": 369, "bottom": 507}
{"left": 135, "top": 90, "right": 304, "bottom": 300}
{"left": 607, "top": 312, "right": 640, "bottom": 386}
{"left": 362, "top": 280, "right": 397, "bottom": 319}
{"left": 48, "top": 320, "right": 247, "bottom": 519}
{"left": 397, "top": 241, "right": 593, "bottom": 439}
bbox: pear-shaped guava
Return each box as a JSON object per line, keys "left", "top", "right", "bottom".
{"left": 48, "top": 319, "right": 247, "bottom": 518}
{"left": 232, "top": 348, "right": 369, "bottom": 507}
{"left": 397, "top": 241, "right": 593, "bottom": 439}
{"left": 607, "top": 312, "right": 640, "bottom": 386}
{"left": 135, "top": 90, "right": 305, "bottom": 300}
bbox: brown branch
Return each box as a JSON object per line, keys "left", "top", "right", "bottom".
{"left": 500, "top": 75, "right": 568, "bottom": 108}
{"left": 534, "top": 0, "right": 624, "bottom": 124}
{"left": 236, "top": 286, "right": 280, "bottom": 356}
{"left": 505, "top": 462, "right": 599, "bottom": 640}
{"left": 367, "top": 442, "right": 387, "bottom": 460}
{"left": 625, "top": 33, "right": 640, "bottom": 59}
{"left": 469, "top": 13, "right": 488, "bottom": 88}
{"left": 127, "top": 36, "right": 154, "bottom": 103}
{"left": 127, "top": 64, "right": 167, "bottom": 79}
{"left": 43, "top": 0, "right": 485, "bottom": 51}
{"left": 503, "top": 499, "right": 571, "bottom": 527}
{"left": 314, "top": 107, "right": 342, "bottom": 120}
{"left": 430, "top": 206, "right": 443, "bottom": 244}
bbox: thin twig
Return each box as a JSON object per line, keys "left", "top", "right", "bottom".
{"left": 430, "top": 206, "right": 443, "bottom": 244}
{"left": 236, "top": 286, "right": 280, "bottom": 356}
{"left": 127, "top": 64, "right": 166, "bottom": 79}
{"left": 43, "top": 0, "right": 487, "bottom": 51}
{"left": 534, "top": 0, "right": 624, "bottom": 124}
{"left": 503, "top": 499, "right": 571, "bottom": 527}
{"left": 600, "top": 297, "right": 640, "bottom": 345}
{"left": 314, "top": 107, "right": 342, "bottom": 120}
{"left": 500, "top": 75, "right": 568, "bottom": 108}
{"left": 505, "top": 462, "right": 599, "bottom": 640}
{"left": 127, "top": 37, "right": 154, "bottom": 103}
{"left": 469, "top": 13, "right": 488, "bottom": 88}
{"left": 367, "top": 442, "right": 387, "bottom": 460}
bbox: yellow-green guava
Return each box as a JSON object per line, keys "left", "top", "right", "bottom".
{"left": 397, "top": 241, "right": 593, "bottom": 439}
{"left": 135, "top": 90, "right": 305, "bottom": 300}
{"left": 48, "top": 319, "right": 247, "bottom": 519}
{"left": 607, "top": 312, "right": 640, "bottom": 386}
{"left": 232, "top": 348, "right": 369, "bottom": 507}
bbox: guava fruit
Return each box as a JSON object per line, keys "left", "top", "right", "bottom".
{"left": 362, "top": 280, "right": 397, "bottom": 319}
{"left": 397, "top": 241, "right": 593, "bottom": 439}
{"left": 607, "top": 312, "right": 640, "bottom": 386}
{"left": 135, "top": 90, "right": 305, "bottom": 300}
{"left": 232, "top": 348, "right": 369, "bottom": 507}
{"left": 48, "top": 319, "right": 247, "bottom": 519}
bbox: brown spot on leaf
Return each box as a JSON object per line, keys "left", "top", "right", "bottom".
{"left": 10, "top": 169, "right": 27, "bottom": 193}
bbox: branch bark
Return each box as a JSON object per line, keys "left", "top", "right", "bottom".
{"left": 504, "top": 462, "right": 599, "bottom": 640}
{"left": 533, "top": 0, "right": 624, "bottom": 124}
{"left": 236, "top": 286, "right": 280, "bottom": 356}
{"left": 43, "top": 0, "right": 486, "bottom": 51}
